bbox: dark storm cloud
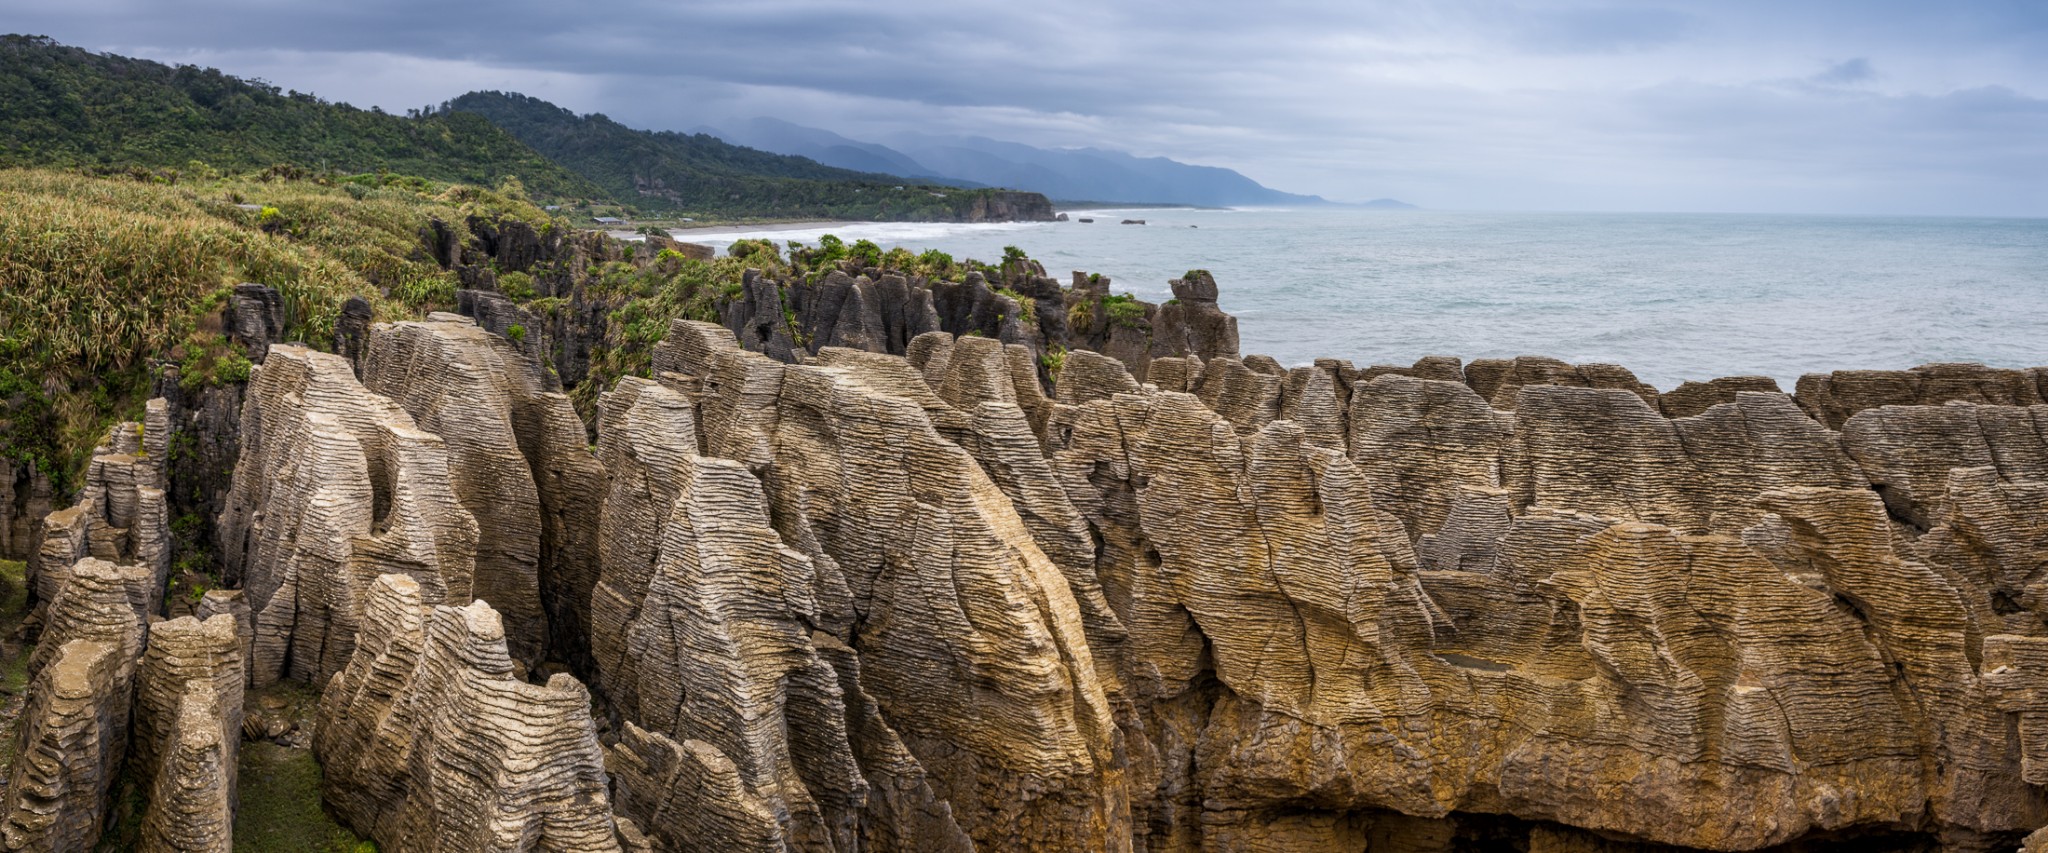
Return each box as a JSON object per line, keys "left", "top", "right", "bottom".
{"left": 10, "top": 0, "right": 2046, "bottom": 214}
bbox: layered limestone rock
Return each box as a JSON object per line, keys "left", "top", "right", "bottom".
{"left": 316, "top": 574, "right": 623, "bottom": 852}
{"left": 591, "top": 378, "right": 864, "bottom": 851}
{"left": 149, "top": 274, "right": 2048, "bottom": 852}
{"left": 1796, "top": 363, "right": 2046, "bottom": 428}
{"left": 1463, "top": 355, "right": 1659, "bottom": 411}
{"left": 29, "top": 400, "right": 170, "bottom": 618}
{"left": 362, "top": 315, "right": 605, "bottom": 668}
{"left": 721, "top": 261, "right": 1237, "bottom": 383}
{"left": 133, "top": 613, "right": 244, "bottom": 852}
{"left": 3, "top": 555, "right": 150, "bottom": 851}
{"left": 2, "top": 639, "right": 125, "bottom": 851}
{"left": 1051, "top": 374, "right": 2048, "bottom": 849}
{"left": 218, "top": 345, "right": 479, "bottom": 687}
{"left": 654, "top": 321, "right": 1130, "bottom": 850}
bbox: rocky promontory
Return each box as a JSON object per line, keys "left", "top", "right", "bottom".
{"left": 7, "top": 261, "right": 2048, "bottom": 852}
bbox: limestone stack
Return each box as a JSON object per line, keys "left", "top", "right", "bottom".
{"left": 217, "top": 345, "right": 479, "bottom": 687}
{"left": 315, "top": 574, "right": 623, "bottom": 852}
{"left": 361, "top": 315, "right": 604, "bottom": 669}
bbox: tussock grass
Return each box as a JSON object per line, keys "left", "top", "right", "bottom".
{"left": 0, "top": 168, "right": 549, "bottom": 492}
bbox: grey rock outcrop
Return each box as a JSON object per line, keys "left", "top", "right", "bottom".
{"left": 316, "top": 574, "right": 624, "bottom": 852}
{"left": 363, "top": 316, "right": 605, "bottom": 669}
{"left": 218, "top": 345, "right": 479, "bottom": 687}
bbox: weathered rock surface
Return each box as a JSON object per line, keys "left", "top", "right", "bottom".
{"left": 148, "top": 269, "right": 2048, "bottom": 852}
{"left": 2, "top": 638, "right": 125, "bottom": 851}
{"left": 1796, "top": 363, "right": 2045, "bottom": 428}
{"left": 362, "top": 315, "right": 605, "bottom": 669}
{"left": 218, "top": 345, "right": 479, "bottom": 687}
{"left": 316, "top": 574, "right": 623, "bottom": 852}
{"left": 134, "top": 614, "right": 243, "bottom": 853}
{"left": 722, "top": 262, "right": 1239, "bottom": 384}
{"left": 29, "top": 402, "right": 170, "bottom": 620}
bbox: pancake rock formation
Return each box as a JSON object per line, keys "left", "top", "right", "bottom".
{"left": 25, "top": 260, "right": 2048, "bottom": 852}
{"left": 316, "top": 574, "right": 623, "bottom": 852}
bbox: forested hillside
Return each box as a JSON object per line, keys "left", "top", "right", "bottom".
{"left": 448, "top": 91, "right": 1053, "bottom": 221}
{"left": 0, "top": 35, "right": 603, "bottom": 199}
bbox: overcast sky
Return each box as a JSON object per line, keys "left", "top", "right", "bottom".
{"left": 13, "top": 1, "right": 2047, "bottom": 214}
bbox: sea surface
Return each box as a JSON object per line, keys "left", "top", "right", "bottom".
{"left": 681, "top": 208, "right": 2048, "bottom": 391}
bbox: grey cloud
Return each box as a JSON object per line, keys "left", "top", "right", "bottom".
{"left": 7, "top": 0, "right": 2045, "bottom": 214}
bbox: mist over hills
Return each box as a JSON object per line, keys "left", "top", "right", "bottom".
{"left": 704, "top": 116, "right": 1329, "bottom": 207}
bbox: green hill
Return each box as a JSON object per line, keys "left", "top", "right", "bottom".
{"left": 447, "top": 91, "right": 1054, "bottom": 221}
{"left": 0, "top": 34, "right": 602, "bottom": 198}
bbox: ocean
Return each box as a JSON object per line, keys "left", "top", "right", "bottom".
{"left": 681, "top": 208, "right": 2048, "bottom": 391}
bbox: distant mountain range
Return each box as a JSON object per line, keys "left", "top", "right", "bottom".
{"left": 701, "top": 117, "right": 1330, "bottom": 208}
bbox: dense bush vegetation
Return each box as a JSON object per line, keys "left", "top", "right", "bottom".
{"left": 448, "top": 91, "right": 1038, "bottom": 220}
{"left": 0, "top": 35, "right": 601, "bottom": 200}
{"left": 0, "top": 167, "right": 558, "bottom": 492}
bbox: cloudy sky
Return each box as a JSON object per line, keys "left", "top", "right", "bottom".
{"left": 14, "top": 1, "right": 2047, "bottom": 214}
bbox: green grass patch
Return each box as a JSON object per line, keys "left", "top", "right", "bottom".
{"left": 0, "top": 167, "right": 555, "bottom": 497}
{"left": 0, "top": 559, "right": 30, "bottom": 779}
{"left": 234, "top": 741, "right": 374, "bottom": 853}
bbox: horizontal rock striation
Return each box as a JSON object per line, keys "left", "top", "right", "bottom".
{"left": 316, "top": 574, "right": 623, "bottom": 852}
{"left": 144, "top": 262, "right": 2048, "bottom": 852}
{"left": 362, "top": 315, "right": 604, "bottom": 670}
{"left": 134, "top": 614, "right": 243, "bottom": 853}
{"left": 29, "top": 400, "right": 170, "bottom": 622}
{"left": 218, "top": 345, "right": 480, "bottom": 687}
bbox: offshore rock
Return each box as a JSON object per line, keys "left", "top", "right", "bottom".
{"left": 362, "top": 316, "right": 605, "bottom": 669}
{"left": 218, "top": 345, "right": 479, "bottom": 687}
{"left": 316, "top": 574, "right": 623, "bottom": 852}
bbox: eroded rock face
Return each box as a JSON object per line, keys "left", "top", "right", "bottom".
{"left": 362, "top": 316, "right": 605, "bottom": 669}
{"left": 133, "top": 614, "right": 243, "bottom": 853}
{"left": 654, "top": 321, "right": 1131, "bottom": 851}
{"left": 179, "top": 287, "right": 2048, "bottom": 852}
{"left": 3, "top": 638, "right": 124, "bottom": 851}
{"left": 29, "top": 401, "right": 170, "bottom": 620}
{"left": 1796, "top": 363, "right": 2045, "bottom": 428}
{"left": 591, "top": 380, "right": 863, "bottom": 850}
{"left": 218, "top": 345, "right": 480, "bottom": 687}
{"left": 721, "top": 263, "right": 1239, "bottom": 384}
{"left": 316, "top": 574, "right": 623, "bottom": 852}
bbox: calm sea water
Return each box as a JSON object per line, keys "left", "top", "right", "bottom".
{"left": 686, "top": 208, "right": 2048, "bottom": 390}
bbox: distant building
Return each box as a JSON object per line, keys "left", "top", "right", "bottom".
{"left": 594, "top": 216, "right": 626, "bottom": 224}
{"left": 544, "top": 205, "right": 561, "bottom": 211}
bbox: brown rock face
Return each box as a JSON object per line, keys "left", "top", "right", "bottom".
{"left": 133, "top": 614, "right": 244, "bottom": 835}
{"left": 361, "top": 315, "right": 605, "bottom": 669}
{"left": 29, "top": 400, "right": 170, "bottom": 619}
{"left": 170, "top": 281, "right": 2048, "bottom": 851}
{"left": 218, "top": 345, "right": 480, "bottom": 687}
{"left": 315, "top": 574, "right": 623, "bottom": 852}
{"left": 1796, "top": 362, "right": 2045, "bottom": 428}
{"left": 591, "top": 380, "right": 864, "bottom": 851}
{"left": 652, "top": 320, "right": 1130, "bottom": 851}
